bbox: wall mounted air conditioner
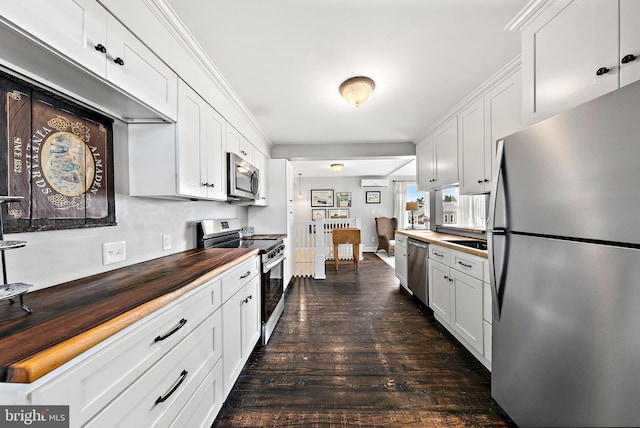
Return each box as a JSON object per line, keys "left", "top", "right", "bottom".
{"left": 360, "top": 179, "right": 389, "bottom": 188}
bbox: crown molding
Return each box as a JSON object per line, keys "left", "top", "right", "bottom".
{"left": 141, "top": 0, "right": 272, "bottom": 148}
{"left": 505, "top": 0, "right": 552, "bottom": 32}
{"left": 415, "top": 54, "right": 522, "bottom": 143}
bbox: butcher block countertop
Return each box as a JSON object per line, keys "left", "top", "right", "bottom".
{"left": 396, "top": 230, "right": 488, "bottom": 258}
{"left": 0, "top": 248, "right": 258, "bottom": 384}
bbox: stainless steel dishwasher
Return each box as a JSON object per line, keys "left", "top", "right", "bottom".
{"left": 407, "top": 239, "right": 429, "bottom": 306}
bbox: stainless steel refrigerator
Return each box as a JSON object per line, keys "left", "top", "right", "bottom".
{"left": 488, "top": 79, "right": 640, "bottom": 427}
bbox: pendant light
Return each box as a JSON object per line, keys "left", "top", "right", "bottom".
{"left": 297, "top": 173, "right": 303, "bottom": 199}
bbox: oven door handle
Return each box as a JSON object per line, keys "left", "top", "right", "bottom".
{"left": 263, "top": 255, "right": 285, "bottom": 272}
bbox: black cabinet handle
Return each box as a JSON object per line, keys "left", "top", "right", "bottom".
{"left": 622, "top": 54, "right": 637, "bottom": 64}
{"left": 477, "top": 180, "right": 483, "bottom": 184}
{"left": 154, "top": 318, "right": 187, "bottom": 342}
{"left": 449, "top": 278, "right": 454, "bottom": 283}
{"left": 484, "top": 179, "right": 490, "bottom": 183}
{"left": 444, "top": 275, "right": 449, "bottom": 280}
{"left": 155, "top": 370, "right": 188, "bottom": 405}
{"left": 114, "top": 57, "right": 125, "bottom": 66}
{"left": 433, "top": 252, "right": 444, "bottom": 258}
{"left": 94, "top": 44, "right": 107, "bottom": 53}
{"left": 240, "top": 271, "right": 251, "bottom": 279}
{"left": 457, "top": 261, "right": 473, "bottom": 268}
{"left": 596, "top": 67, "right": 610, "bottom": 76}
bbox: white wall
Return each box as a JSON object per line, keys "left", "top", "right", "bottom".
{"left": 293, "top": 176, "right": 394, "bottom": 251}
{"left": 5, "top": 120, "right": 247, "bottom": 291}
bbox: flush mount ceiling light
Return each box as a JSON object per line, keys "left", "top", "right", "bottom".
{"left": 331, "top": 163, "right": 344, "bottom": 172}
{"left": 339, "top": 76, "right": 375, "bottom": 107}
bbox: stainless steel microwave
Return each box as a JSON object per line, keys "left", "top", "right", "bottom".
{"left": 227, "top": 152, "right": 260, "bottom": 203}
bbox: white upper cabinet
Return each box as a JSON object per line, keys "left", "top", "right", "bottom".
{"left": 128, "top": 80, "right": 226, "bottom": 201}
{"left": 0, "top": 0, "right": 177, "bottom": 121}
{"left": 458, "top": 99, "right": 486, "bottom": 194}
{"left": 517, "top": 0, "right": 640, "bottom": 125}
{"left": 104, "top": 16, "right": 177, "bottom": 120}
{"left": 0, "top": 0, "right": 108, "bottom": 76}
{"left": 226, "top": 126, "right": 255, "bottom": 166}
{"left": 417, "top": 117, "right": 459, "bottom": 191}
{"left": 620, "top": 0, "right": 640, "bottom": 87}
{"left": 458, "top": 69, "right": 522, "bottom": 196}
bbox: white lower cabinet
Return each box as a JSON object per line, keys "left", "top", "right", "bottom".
{"left": 394, "top": 234, "right": 408, "bottom": 289}
{"left": 221, "top": 258, "right": 261, "bottom": 398}
{"left": 429, "top": 244, "right": 490, "bottom": 369}
{"left": 7, "top": 255, "right": 261, "bottom": 428}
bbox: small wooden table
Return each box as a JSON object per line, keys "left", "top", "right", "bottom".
{"left": 332, "top": 228, "right": 361, "bottom": 270}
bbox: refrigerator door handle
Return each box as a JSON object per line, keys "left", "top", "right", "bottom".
{"left": 488, "top": 139, "right": 508, "bottom": 320}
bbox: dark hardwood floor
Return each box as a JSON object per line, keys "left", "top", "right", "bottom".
{"left": 212, "top": 253, "right": 515, "bottom": 427}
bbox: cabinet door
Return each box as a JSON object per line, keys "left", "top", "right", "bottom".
{"left": 484, "top": 68, "right": 522, "bottom": 185}
{"left": 394, "top": 238, "right": 408, "bottom": 287}
{"left": 620, "top": 0, "right": 640, "bottom": 88}
{"left": 177, "top": 80, "right": 207, "bottom": 198}
{"left": 429, "top": 259, "right": 451, "bottom": 324}
{"left": 203, "top": 105, "right": 227, "bottom": 201}
{"left": 243, "top": 276, "right": 261, "bottom": 357}
{"left": 0, "top": 0, "right": 108, "bottom": 77}
{"left": 450, "top": 269, "right": 484, "bottom": 354}
{"left": 415, "top": 137, "right": 434, "bottom": 191}
{"left": 222, "top": 288, "right": 244, "bottom": 398}
{"left": 105, "top": 15, "right": 177, "bottom": 120}
{"left": 521, "top": 0, "right": 618, "bottom": 125}
{"left": 458, "top": 99, "right": 486, "bottom": 194}
{"left": 433, "top": 116, "right": 458, "bottom": 188}
{"left": 253, "top": 151, "right": 269, "bottom": 206}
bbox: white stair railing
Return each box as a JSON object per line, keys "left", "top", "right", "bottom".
{"left": 293, "top": 217, "right": 362, "bottom": 279}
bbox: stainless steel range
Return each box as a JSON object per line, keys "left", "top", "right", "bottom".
{"left": 196, "top": 218, "right": 285, "bottom": 345}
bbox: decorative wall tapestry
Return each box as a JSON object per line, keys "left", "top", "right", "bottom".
{"left": 0, "top": 71, "right": 115, "bottom": 232}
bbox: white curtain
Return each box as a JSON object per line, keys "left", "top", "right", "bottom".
{"left": 393, "top": 181, "right": 408, "bottom": 230}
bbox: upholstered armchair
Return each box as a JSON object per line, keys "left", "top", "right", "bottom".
{"left": 375, "top": 217, "right": 398, "bottom": 256}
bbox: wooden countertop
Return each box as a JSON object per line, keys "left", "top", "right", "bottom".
{"left": 0, "top": 248, "right": 258, "bottom": 383}
{"left": 396, "top": 230, "right": 488, "bottom": 258}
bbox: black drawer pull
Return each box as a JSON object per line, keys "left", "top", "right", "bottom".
{"left": 240, "top": 271, "right": 251, "bottom": 279}
{"left": 457, "top": 261, "right": 473, "bottom": 268}
{"left": 155, "top": 370, "right": 188, "bottom": 405}
{"left": 114, "top": 57, "right": 125, "bottom": 66}
{"left": 596, "top": 67, "right": 609, "bottom": 76}
{"left": 94, "top": 43, "right": 107, "bottom": 53}
{"left": 154, "top": 318, "right": 187, "bottom": 342}
{"left": 433, "top": 252, "right": 444, "bottom": 258}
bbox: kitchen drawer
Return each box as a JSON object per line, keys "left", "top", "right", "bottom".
{"left": 395, "top": 233, "right": 407, "bottom": 247}
{"left": 429, "top": 244, "right": 451, "bottom": 265}
{"left": 483, "top": 281, "right": 492, "bottom": 323}
{"left": 31, "top": 276, "right": 221, "bottom": 427}
{"left": 85, "top": 309, "right": 222, "bottom": 428}
{"left": 221, "top": 256, "right": 260, "bottom": 304}
{"left": 169, "top": 358, "right": 224, "bottom": 428}
{"left": 451, "top": 250, "right": 483, "bottom": 281}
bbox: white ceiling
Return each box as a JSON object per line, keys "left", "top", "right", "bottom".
{"left": 164, "top": 0, "right": 527, "bottom": 176}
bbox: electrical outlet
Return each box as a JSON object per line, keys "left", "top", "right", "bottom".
{"left": 103, "top": 241, "right": 126, "bottom": 265}
{"left": 162, "top": 234, "right": 171, "bottom": 251}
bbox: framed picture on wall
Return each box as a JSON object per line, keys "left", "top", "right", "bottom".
{"left": 312, "top": 209, "right": 326, "bottom": 220}
{"left": 328, "top": 209, "right": 349, "bottom": 219}
{"left": 336, "top": 192, "right": 351, "bottom": 207}
{"left": 311, "top": 189, "right": 334, "bottom": 207}
{"left": 366, "top": 191, "right": 381, "bottom": 204}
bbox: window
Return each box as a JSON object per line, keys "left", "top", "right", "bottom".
{"left": 441, "top": 188, "right": 487, "bottom": 230}
{"left": 407, "top": 184, "right": 429, "bottom": 229}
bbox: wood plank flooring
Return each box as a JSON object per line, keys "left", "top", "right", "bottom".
{"left": 212, "top": 253, "right": 515, "bottom": 427}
